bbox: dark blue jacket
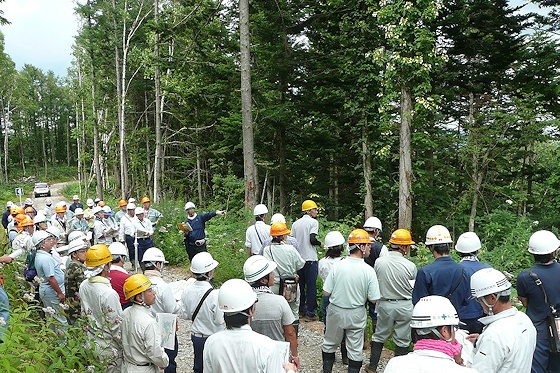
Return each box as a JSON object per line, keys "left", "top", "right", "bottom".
{"left": 412, "top": 256, "right": 470, "bottom": 312}
{"left": 184, "top": 211, "right": 217, "bottom": 244}
{"left": 458, "top": 259, "right": 491, "bottom": 319}
{"left": 2, "top": 210, "right": 10, "bottom": 229}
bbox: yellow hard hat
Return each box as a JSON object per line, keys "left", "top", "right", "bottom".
{"left": 118, "top": 199, "right": 127, "bottom": 207}
{"left": 389, "top": 229, "right": 416, "bottom": 245}
{"left": 55, "top": 206, "right": 66, "bottom": 213}
{"left": 85, "top": 244, "right": 112, "bottom": 267}
{"left": 348, "top": 229, "right": 370, "bottom": 244}
{"left": 141, "top": 196, "right": 150, "bottom": 203}
{"left": 123, "top": 274, "right": 152, "bottom": 300}
{"left": 302, "top": 200, "right": 318, "bottom": 211}
{"left": 270, "top": 222, "right": 290, "bottom": 237}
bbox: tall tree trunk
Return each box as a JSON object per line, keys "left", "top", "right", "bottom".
{"left": 362, "top": 120, "right": 373, "bottom": 218}
{"left": 92, "top": 79, "right": 102, "bottom": 199}
{"left": 468, "top": 92, "right": 478, "bottom": 231}
{"left": 152, "top": 0, "right": 163, "bottom": 203}
{"left": 240, "top": 0, "right": 256, "bottom": 209}
{"left": 399, "top": 85, "right": 413, "bottom": 229}
{"left": 196, "top": 146, "right": 203, "bottom": 206}
{"left": 66, "top": 116, "right": 71, "bottom": 166}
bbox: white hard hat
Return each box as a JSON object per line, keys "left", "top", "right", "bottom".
{"left": 425, "top": 225, "right": 453, "bottom": 245}
{"left": 184, "top": 202, "right": 196, "bottom": 210}
{"left": 324, "top": 231, "right": 345, "bottom": 248}
{"left": 128, "top": 198, "right": 136, "bottom": 203}
{"left": 86, "top": 198, "right": 94, "bottom": 207}
{"left": 45, "top": 198, "right": 53, "bottom": 206}
{"left": 253, "top": 204, "right": 268, "bottom": 216}
{"left": 270, "top": 213, "right": 286, "bottom": 224}
{"left": 455, "top": 232, "right": 481, "bottom": 253}
{"left": 190, "top": 252, "right": 219, "bottom": 274}
{"left": 218, "top": 278, "right": 257, "bottom": 313}
{"left": 142, "top": 247, "right": 168, "bottom": 263}
{"left": 103, "top": 206, "right": 113, "bottom": 214}
{"left": 364, "top": 217, "right": 382, "bottom": 232}
{"left": 56, "top": 201, "right": 66, "bottom": 207}
{"left": 73, "top": 195, "right": 80, "bottom": 200}
{"left": 6, "top": 201, "right": 13, "bottom": 208}
{"left": 46, "top": 226, "right": 61, "bottom": 239}
{"left": 67, "top": 239, "right": 87, "bottom": 255}
{"left": 528, "top": 230, "right": 560, "bottom": 255}
{"left": 25, "top": 198, "right": 33, "bottom": 205}
{"left": 92, "top": 206, "right": 103, "bottom": 215}
{"left": 410, "top": 295, "right": 459, "bottom": 329}
{"left": 135, "top": 207, "right": 144, "bottom": 215}
{"left": 470, "top": 268, "right": 511, "bottom": 298}
{"left": 127, "top": 203, "right": 136, "bottom": 210}
{"left": 109, "top": 242, "right": 128, "bottom": 256}
{"left": 33, "top": 212, "right": 48, "bottom": 224}
{"left": 243, "top": 255, "right": 277, "bottom": 283}
{"left": 32, "top": 230, "right": 51, "bottom": 247}
{"left": 68, "top": 231, "right": 86, "bottom": 242}
{"left": 74, "top": 208, "right": 84, "bottom": 215}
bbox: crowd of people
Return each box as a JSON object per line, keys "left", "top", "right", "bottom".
{"left": 0, "top": 195, "right": 559, "bottom": 373}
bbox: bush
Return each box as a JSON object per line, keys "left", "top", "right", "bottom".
{"left": 0, "top": 253, "right": 103, "bottom": 372}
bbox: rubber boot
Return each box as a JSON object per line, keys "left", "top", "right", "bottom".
{"left": 340, "top": 339, "right": 349, "bottom": 365}
{"left": 322, "top": 351, "right": 336, "bottom": 373}
{"left": 394, "top": 345, "right": 409, "bottom": 357}
{"left": 347, "top": 359, "right": 362, "bottom": 373}
{"left": 364, "top": 341, "right": 384, "bottom": 373}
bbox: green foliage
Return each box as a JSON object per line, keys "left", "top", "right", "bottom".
{"left": 0, "top": 254, "right": 102, "bottom": 372}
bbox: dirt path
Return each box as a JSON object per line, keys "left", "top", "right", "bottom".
{"left": 27, "top": 181, "right": 72, "bottom": 210}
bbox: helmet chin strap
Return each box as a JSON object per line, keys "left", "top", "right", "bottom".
{"left": 480, "top": 294, "right": 498, "bottom": 316}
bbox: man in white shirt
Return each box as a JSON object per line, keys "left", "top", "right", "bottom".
{"left": 119, "top": 203, "right": 138, "bottom": 262}
{"left": 134, "top": 207, "right": 154, "bottom": 262}
{"left": 142, "top": 247, "right": 179, "bottom": 373}
{"left": 182, "top": 252, "right": 224, "bottom": 373}
{"left": 203, "top": 279, "right": 297, "bottom": 373}
{"left": 290, "top": 199, "right": 323, "bottom": 321}
{"left": 467, "top": 268, "right": 536, "bottom": 373}
{"left": 245, "top": 204, "right": 271, "bottom": 256}
{"left": 79, "top": 244, "right": 123, "bottom": 372}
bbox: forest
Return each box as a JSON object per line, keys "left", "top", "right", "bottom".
{"left": 0, "top": 0, "right": 560, "bottom": 240}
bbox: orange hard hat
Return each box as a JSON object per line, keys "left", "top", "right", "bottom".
{"left": 389, "top": 229, "right": 416, "bottom": 245}
{"left": 14, "top": 213, "right": 27, "bottom": 223}
{"left": 55, "top": 206, "right": 66, "bottom": 213}
{"left": 270, "top": 222, "right": 290, "bottom": 237}
{"left": 348, "top": 229, "right": 370, "bottom": 244}
{"left": 19, "top": 217, "right": 34, "bottom": 228}
{"left": 118, "top": 199, "right": 127, "bottom": 207}
{"left": 141, "top": 196, "right": 150, "bottom": 203}
{"left": 98, "top": 200, "right": 106, "bottom": 207}
{"left": 11, "top": 207, "right": 24, "bottom": 215}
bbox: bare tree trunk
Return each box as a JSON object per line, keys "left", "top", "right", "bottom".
{"left": 75, "top": 103, "right": 83, "bottom": 196}
{"left": 362, "top": 121, "right": 373, "bottom": 218}
{"left": 468, "top": 92, "right": 478, "bottom": 231}
{"left": 66, "top": 116, "right": 71, "bottom": 166}
{"left": 240, "top": 0, "right": 256, "bottom": 209}
{"left": 152, "top": 0, "right": 163, "bottom": 203}
{"left": 92, "top": 72, "right": 103, "bottom": 199}
{"left": 399, "top": 85, "right": 413, "bottom": 229}
{"left": 196, "top": 146, "right": 203, "bottom": 207}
